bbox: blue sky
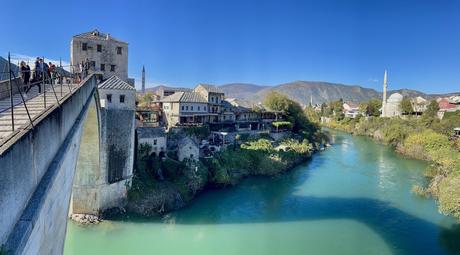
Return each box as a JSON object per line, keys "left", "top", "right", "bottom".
{"left": 2, "top": 0, "right": 460, "bottom": 93}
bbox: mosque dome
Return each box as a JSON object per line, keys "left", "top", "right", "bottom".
{"left": 387, "top": 93, "right": 403, "bottom": 103}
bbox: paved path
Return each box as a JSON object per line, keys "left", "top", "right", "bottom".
{"left": 0, "top": 83, "right": 78, "bottom": 143}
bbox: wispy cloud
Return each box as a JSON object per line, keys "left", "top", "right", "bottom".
{"left": 367, "top": 78, "right": 379, "bottom": 83}
{"left": 5, "top": 53, "right": 71, "bottom": 71}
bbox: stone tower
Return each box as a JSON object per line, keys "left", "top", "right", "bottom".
{"left": 381, "top": 70, "right": 388, "bottom": 117}
{"left": 142, "top": 65, "right": 145, "bottom": 93}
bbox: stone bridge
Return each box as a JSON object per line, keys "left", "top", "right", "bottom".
{"left": 0, "top": 74, "right": 135, "bottom": 254}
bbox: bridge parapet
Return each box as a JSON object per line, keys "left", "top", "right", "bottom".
{"left": 0, "top": 74, "right": 98, "bottom": 254}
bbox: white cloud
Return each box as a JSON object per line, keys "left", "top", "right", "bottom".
{"left": 367, "top": 78, "right": 379, "bottom": 83}
{"left": 6, "top": 53, "right": 71, "bottom": 71}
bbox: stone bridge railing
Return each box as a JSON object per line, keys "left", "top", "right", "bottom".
{"left": 0, "top": 74, "right": 98, "bottom": 254}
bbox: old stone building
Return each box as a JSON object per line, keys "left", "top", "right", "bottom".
{"left": 194, "top": 84, "right": 225, "bottom": 122}
{"left": 161, "top": 91, "right": 210, "bottom": 128}
{"left": 137, "top": 127, "right": 167, "bottom": 157}
{"left": 178, "top": 137, "right": 199, "bottom": 161}
{"left": 71, "top": 29, "right": 129, "bottom": 82}
{"left": 98, "top": 76, "right": 136, "bottom": 206}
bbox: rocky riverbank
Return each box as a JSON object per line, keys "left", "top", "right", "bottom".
{"left": 124, "top": 136, "right": 326, "bottom": 217}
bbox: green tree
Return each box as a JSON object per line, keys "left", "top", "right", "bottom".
{"left": 425, "top": 100, "right": 440, "bottom": 118}
{"left": 263, "top": 91, "right": 317, "bottom": 135}
{"left": 400, "top": 97, "right": 414, "bottom": 114}
{"left": 366, "top": 99, "right": 382, "bottom": 117}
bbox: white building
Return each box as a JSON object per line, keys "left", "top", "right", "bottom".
{"left": 343, "top": 102, "right": 360, "bottom": 118}
{"left": 71, "top": 29, "right": 129, "bottom": 82}
{"left": 161, "top": 91, "right": 211, "bottom": 128}
{"left": 137, "top": 127, "right": 167, "bottom": 157}
{"left": 381, "top": 70, "right": 402, "bottom": 117}
{"left": 178, "top": 137, "right": 199, "bottom": 161}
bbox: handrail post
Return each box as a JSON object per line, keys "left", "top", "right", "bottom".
{"left": 43, "top": 56, "right": 46, "bottom": 108}
{"left": 8, "top": 52, "right": 14, "bottom": 131}
{"left": 60, "top": 58, "right": 63, "bottom": 97}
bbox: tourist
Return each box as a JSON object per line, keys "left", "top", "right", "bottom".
{"left": 49, "top": 62, "right": 56, "bottom": 84}
{"left": 19, "top": 61, "right": 30, "bottom": 87}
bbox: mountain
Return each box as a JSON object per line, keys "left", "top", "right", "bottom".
{"left": 141, "top": 81, "right": 458, "bottom": 107}
{"left": 218, "top": 81, "right": 459, "bottom": 106}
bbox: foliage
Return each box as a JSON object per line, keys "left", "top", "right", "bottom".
{"left": 280, "top": 139, "right": 313, "bottom": 154}
{"left": 360, "top": 99, "right": 382, "bottom": 117}
{"left": 241, "top": 139, "right": 274, "bottom": 152}
{"left": 425, "top": 100, "right": 440, "bottom": 118}
{"left": 137, "top": 92, "right": 156, "bottom": 108}
{"left": 399, "top": 97, "right": 414, "bottom": 114}
{"left": 272, "top": 121, "right": 292, "bottom": 130}
{"left": 204, "top": 138, "right": 314, "bottom": 186}
{"left": 263, "top": 91, "right": 318, "bottom": 135}
{"left": 183, "top": 126, "right": 210, "bottom": 140}
{"left": 438, "top": 172, "right": 460, "bottom": 220}
{"left": 304, "top": 106, "right": 320, "bottom": 123}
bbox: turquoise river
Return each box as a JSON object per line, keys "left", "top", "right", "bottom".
{"left": 64, "top": 130, "right": 460, "bottom": 255}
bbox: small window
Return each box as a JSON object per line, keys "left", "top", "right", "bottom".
{"left": 191, "top": 106, "right": 194, "bottom": 111}
{"left": 120, "top": 95, "right": 125, "bottom": 103}
{"left": 97, "top": 44, "right": 102, "bottom": 52}
{"left": 90, "top": 61, "right": 95, "bottom": 68}
{"left": 117, "top": 47, "right": 122, "bottom": 55}
{"left": 82, "top": 43, "right": 87, "bottom": 51}
{"left": 110, "top": 65, "right": 116, "bottom": 72}
{"left": 154, "top": 139, "right": 157, "bottom": 145}
{"left": 181, "top": 106, "right": 184, "bottom": 111}
{"left": 198, "top": 106, "right": 200, "bottom": 111}
{"left": 100, "top": 64, "right": 105, "bottom": 71}
{"left": 107, "top": 94, "right": 112, "bottom": 103}
{"left": 186, "top": 106, "right": 189, "bottom": 110}
{"left": 204, "top": 106, "right": 207, "bottom": 111}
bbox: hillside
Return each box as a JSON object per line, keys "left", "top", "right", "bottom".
{"left": 141, "top": 81, "right": 458, "bottom": 106}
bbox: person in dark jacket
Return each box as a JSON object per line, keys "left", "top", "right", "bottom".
{"left": 19, "top": 61, "right": 30, "bottom": 85}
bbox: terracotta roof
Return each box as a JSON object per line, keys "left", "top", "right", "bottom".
{"left": 439, "top": 98, "right": 457, "bottom": 110}
{"left": 73, "top": 29, "right": 128, "bottom": 44}
{"left": 195, "top": 84, "right": 224, "bottom": 94}
{"left": 98, "top": 76, "right": 135, "bottom": 90}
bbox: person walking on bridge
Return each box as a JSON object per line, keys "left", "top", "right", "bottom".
{"left": 19, "top": 61, "right": 30, "bottom": 90}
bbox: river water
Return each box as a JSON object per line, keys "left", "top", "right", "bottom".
{"left": 64, "top": 130, "right": 460, "bottom": 255}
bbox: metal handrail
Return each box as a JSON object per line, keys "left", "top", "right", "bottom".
{"left": 2, "top": 52, "right": 83, "bottom": 133}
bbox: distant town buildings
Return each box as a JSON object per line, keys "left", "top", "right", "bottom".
{"left": 71, "top": 29, "right": 132, "bottom": 84}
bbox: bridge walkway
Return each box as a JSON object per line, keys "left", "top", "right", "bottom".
{"left": 0, "top": 83, "right": 79, "bottom": 146}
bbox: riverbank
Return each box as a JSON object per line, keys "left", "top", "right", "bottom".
{"left": 322, "top": 116, "right": 460, "bottom": 221}
{"left": 125, "top": 135, "right": 323, "bottom": 217}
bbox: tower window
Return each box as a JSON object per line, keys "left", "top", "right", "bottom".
{"left": 117, "top": 47, "right": 122, "bottom": 55}
{"left": 100, "top": 64, "right": 105, "bottom": 71}
{"left": 120, "top": 95, "right": 125, "bottom": 103}
{"left": 97, "top": 44, "right": 102, "bottom": 52}
{"left": 107, "top": 94, "right": 112, "bottom": 103}
{"left": 82, "top": 43, "right": 87, "bottom": 51}
{"left": 110, "top": 65, "right": 116, "bottom": 72}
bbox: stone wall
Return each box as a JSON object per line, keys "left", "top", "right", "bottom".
{"left": 0, "top": 75, "right": 97, "bottom": 254}
{"left": 0, "top": 77, "right": 22, "bottom": 100}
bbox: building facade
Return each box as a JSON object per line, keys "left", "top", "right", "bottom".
{"left": 137, "top": 127, "right": 167, "bottom": 157}
{"left": 71, "top": 29, "right": 129, "bottom": 81}
{"left": 161, "top": 91, "right": 211, "bottom": 128}
{"left": 98, "top": 76, "right": 136, "bottom": 186}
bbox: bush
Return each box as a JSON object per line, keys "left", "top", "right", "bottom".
{"left": 438, "top": 173, "right": 460, "bottom": 220}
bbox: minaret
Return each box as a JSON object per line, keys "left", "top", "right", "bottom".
{"left": 141, "top": 65, "right": 145, "bottom": 93}
{"left": 310, "top": 95, "right": 313, "bottom": 107}
{"left": 381, "top": 70, "right": 388, "bottom": 117}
